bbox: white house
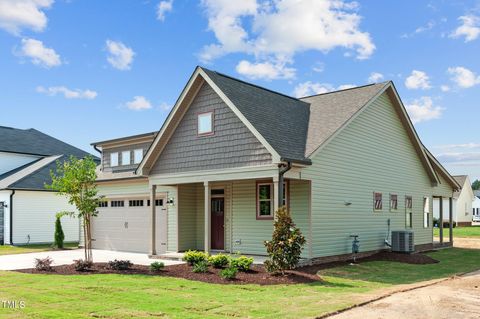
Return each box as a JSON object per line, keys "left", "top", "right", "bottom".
{"left": 0, "top": 126, "right": 95, "bottom": 245}
{"left": 433, "top": 175, "right": 474, "bottom": 226}
{"left": 473, "top": 191, "right": 480, "bottom": 222}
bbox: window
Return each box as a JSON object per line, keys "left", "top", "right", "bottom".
{"left": 198, "top": 112, "right": 213, "bottom": 135}
{"left": 390, "top": 194, "right": 398, "bottom": 211}
{"left": 134, "top": 149, "right": 143, "bottom": 164}
{"left": 282, "top": 182, "right": 288, "bottom": 207}
{"left": 111, "top": 200, "right": 124, "bottom": 207}
{"left": 257, "top": 183, "right": 273, "bottom": 219}
{"left": 423, "top": 197, "right": 430, "bottom": 228}
{"left": 98, "top": 201, "right": 108, "bottom": 208}
{"left": 405, "top": 196, "right": 412, "bottom": 228}
{"left": 122, "top": 151, "right": 131, "bottom": 165}
{"left": 110, "top": 152, "right": 119, "bottom": 167}
{"left": 374, "top": 192, "right": 382, "bottom": 211}
{"left": 129, "top": 200, "right": 144, "bottom": 207}
{"left": 147, "top": 199, "right": 164, "bottom": 206}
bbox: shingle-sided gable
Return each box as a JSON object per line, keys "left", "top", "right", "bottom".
{"left": 149, "top": 82, "right": 272, "bottom": 174}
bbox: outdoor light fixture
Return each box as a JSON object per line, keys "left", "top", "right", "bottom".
{"left": 167, "top": 197, "right": 175, "bottom": 205}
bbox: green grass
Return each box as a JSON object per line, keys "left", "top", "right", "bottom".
{"left": 434, "top": 226, "right": 480, "bottom": 238}
{"left": 0, "top": 243, "right": 78, "bottom": 256}
{"left": 0, "top": 248, "right": 479, "bottom": 318}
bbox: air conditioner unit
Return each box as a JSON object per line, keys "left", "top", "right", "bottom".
{"left": 391, "top": 230, "right": 414, "bottom": 253}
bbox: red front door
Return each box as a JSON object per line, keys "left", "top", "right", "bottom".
{"left": 211, "top": 198, "right": 225, "bottom": 250}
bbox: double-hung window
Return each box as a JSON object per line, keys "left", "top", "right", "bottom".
{"left": 390, "top": 194, "right": 398, "bottom": 211}
{"left": 257, "top": 183, "right": 273, "bottom": 219}
{"left": 423, "top": 197, "right": 430, "bottom": 228}
{"left": 405, "top": 196, "right": 413, "bottom": 228}
{"left": 374, "top": 192, "right": 382, "bottom": 211}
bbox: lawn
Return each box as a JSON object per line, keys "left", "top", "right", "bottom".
{"left": 0, "top": 248, "right": 479, "bottom": 319}
{"left": 0, "top": 243, "right": 78, "bottom": 256}
{"left": 434, "top": 226, "right": 480, "bottom": 238}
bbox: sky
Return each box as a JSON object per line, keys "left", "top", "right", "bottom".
{"left": 0, "top": 0, "right": 479, "bottom": 180}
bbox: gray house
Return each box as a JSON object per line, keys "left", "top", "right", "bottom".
{"left": 90, "top": 66, "right": 459, "bottom": 262}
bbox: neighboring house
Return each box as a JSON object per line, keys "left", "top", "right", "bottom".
{"left": 473, "top": 190, "right": 480, "bottom": 222}
{"left": 90, "top": 66, "right": 459, "bottom": 262}
{"left": 433, "top": 175, "right": 474, "bottom": 226}
{"left": 0, "top": 126, "right": 95, "bottom": 245}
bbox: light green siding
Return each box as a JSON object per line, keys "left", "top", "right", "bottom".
{"left": 303, "top": 92, "right": 453, "bottom": 258}
{"left": 178, "top": 184, "right": 197, "bottom": 251}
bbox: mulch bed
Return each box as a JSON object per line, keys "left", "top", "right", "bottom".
{"left": 15, "top": 251, "right": 439, "bottom": 285}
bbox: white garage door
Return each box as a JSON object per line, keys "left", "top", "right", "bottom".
{"left": 91, "top": 197, "right": 167, "bottom": 254}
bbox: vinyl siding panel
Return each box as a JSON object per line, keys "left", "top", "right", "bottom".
{"left": 178, "top": 184, "right": 197, "bottom": 251}
{"left": 303, "top": 92, "right": 453, "bottom": 258}
{"left": 12, "top": 191, "right": 80, "bottom": 244}
{"left": 150, "top": 83, "right": 272, "bottom": 174}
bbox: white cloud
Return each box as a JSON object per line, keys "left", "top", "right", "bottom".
{"left": 236, "top": 59, "right": 295, "bottom": 80}
{"left": 106, "top": 40, "right": 135, "bottom": 71}
{"left": 125, "top": 96, "right": 152, "bottom": 111}
{"left": 200, "top": 0, "right": 375, "bottom": 80}
{"left": 293, "top": 81, "right": 356, "bottom": 98}
{"left": 0, "top": 0, "right": 53, "bottom": 35}
{"left": 157, "top": 0, "right": 173, "bottom": 21}
{"left": 401, "top": 20, "right": 435, "bottom": 39}
{"left": 159, "top": 102, "right": 172, "bottom": 111}
{"left": 440, "top": 85, "right": 450, "bottom": 92}
{"left": 447, "top": 66, "right": 480, "bottom": 88}
{"left": 312, "top": 62, "right": 325, "bottom": 73}
{"left": 367, "top": 72, "right": 384, "bottom": 83}
{"left": 19, "top": 38, "right": 61, "bottom": 67}
{"left": 405, "top": 70, "right": 432, "bottom": 90}
{"left": 450, "top": 15, "right": 480, "bottom": 42}
{"left": 36, "top": 86, "right": 97, "bottom": 99}
{"left": 405, "top": 96, "right": 444, "bottom": 124}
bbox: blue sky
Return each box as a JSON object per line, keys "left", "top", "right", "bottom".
{"left": 0, "top": 0, "right": 479, "bottom": 180}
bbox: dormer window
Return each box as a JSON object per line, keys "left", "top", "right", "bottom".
{"left": 198, "top": 111, "right": 213, "bottom": 136}
{"left": 122, "top": 151, "right": 131, "bottom": 165}
{"left": 134, "top": 149, "right": 143, "bottom": 164}
{"left": 110, "top": 152, "right": 118, "bottom": 167}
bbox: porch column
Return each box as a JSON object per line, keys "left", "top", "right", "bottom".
{"left": 273, "top": 176, "right": 279, "bottom": 216}
{"left": 204, "top": 181, "right": 211, "bottom": 253}
{"left": 150, "top": 185, "right": 157, "bottom": 255}
{"left": 439, "top": 196, "right": 443, "bottom": 244}
{"left": 449, "top": 197, "right": 453, "bottom": 244}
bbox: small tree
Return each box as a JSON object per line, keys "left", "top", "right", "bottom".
{"left": 46, "top": 155, "right": 101, "bottom": 262}
{"left": 264, "top": 206, "right": 306, "bottom": 274}
{"left": 54, "top": 213, "right": 65, "bottom": 249}
{"left": 472, "top": 179, "right": 480, "bottom": 190}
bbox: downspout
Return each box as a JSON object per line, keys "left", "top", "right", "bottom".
{"left": 278, "top": 162, "right": 292, "bottom": 207}
{"left": 9, "top": 190, "right": 15, "bottom": 245}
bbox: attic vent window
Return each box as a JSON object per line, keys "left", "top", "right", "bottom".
{"left": 198, "top": 111, "right": 213, "bottom": 136}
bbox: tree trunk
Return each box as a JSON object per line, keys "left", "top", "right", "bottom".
{"left": 82, "top": 215, "right": 88, "bottom": 261}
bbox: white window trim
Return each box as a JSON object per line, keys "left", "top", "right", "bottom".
{"left": 257, "top": 182, "right": 273, "bottom": 219}
{"left": 197, "top": 111, "right": 214, "bottom": 135}
{"left": 110, "top": 152, "right": 119, "bottom": 167}
{"left": 423, "top": 196, "right": 430, "bottom": 228}
{"left": 121, "top": 151, "right": 131, "bottom": 166}
{"left": 134, "top": 149, "right": 143, "bottom": 164}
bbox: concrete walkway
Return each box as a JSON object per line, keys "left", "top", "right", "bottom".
{"left": 0, "top": 249, "right": 184, "bottom": 270}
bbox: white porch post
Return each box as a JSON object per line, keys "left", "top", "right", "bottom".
{"left": 150, "top": 185, "right": 157, "bottom": 255}
{"left": 204, "top": 181, "right": 211, "bottom": 253}
{"left": 273, "top": 176, "right": 279, "bottom": 216}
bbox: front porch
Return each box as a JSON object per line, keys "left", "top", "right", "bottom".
{"left": 148, "top": 166, "right": 311, "bottom": 258}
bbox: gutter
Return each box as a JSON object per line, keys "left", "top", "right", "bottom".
{"left": 278, "top": 162, "right": 292, "bottom": 207}
{"left": 9, "top": 189, "right": 15, "bottom": 245}
{"left": 280, "top": 157, "right": 311, "bottom": 166}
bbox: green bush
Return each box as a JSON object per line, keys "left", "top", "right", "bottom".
{"left": 108, "top": 259, "right": 132, "bottom": 270}
{"left": 183, "top": 250, "right": 208, "bottom": 265}
{"left": 220, "top": 266, "right": 238, "bottom": 280}
{"left": 230, "top": 256, "right": 254, "bottom": 272}
{"left": 264, "top": 206, "right": 306, "bottom": 274}
{"left": 150, "top": 261, "right": 165, "bottom": 272}
{"left": 208, "top": 254, "right": 230, "bottom": 268}
{"left": 192, "top": 260, "right": 209, "bottom": 273}
{"left": 73, "top": 259, "right": 93, "bottom": 272}
{"left": 54, "top": 216, "right": 65, "bottom": 249}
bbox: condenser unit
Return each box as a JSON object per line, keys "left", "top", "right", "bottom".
{"left": 391, "top": 230, "right": 414, "bottom": 253}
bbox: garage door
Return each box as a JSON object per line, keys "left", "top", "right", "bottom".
{"left": 91, "top": 198, "right": 167, "bottom": 254}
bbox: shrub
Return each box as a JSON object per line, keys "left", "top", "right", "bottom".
{"left": 183, "top": 250, "right": 208, "bottom": 265}
{"left": 108, "top": 259, "right": 132, "bottom": 270}
{"left": 73, "top": 259, "right": 93, "bottom": 272}
{"left": 230, "top": 256, "right": 253, "bottom": 272}
{"left": 35, "top": 257, "right": 53, "bottom": 271}
{"left": 220, "top": 266, "right": 238, "bottom": 280}
{"left": 150, "top": 261, "right": 165, "bottom": 272}
{"left": 192, "top": 260, "right": 209, "bottom": 273}
{"left": 208, "top": 254, "right": 230, "bottom": 268}
{"left": 54, "top": 215, "right": 65, "bottom": 249}
{"left": 264, "top": 206, "right": 306, "bottom": 274}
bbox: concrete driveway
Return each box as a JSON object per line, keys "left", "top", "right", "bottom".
{"left": 0, "top": 249, "right": 184, "bottom": 270}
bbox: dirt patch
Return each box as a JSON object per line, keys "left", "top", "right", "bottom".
{"left": 454, "top": 238, "right": 480, "bottom": 249}
{"left": 361, "top": 251, "right": 439, "bottom": 264}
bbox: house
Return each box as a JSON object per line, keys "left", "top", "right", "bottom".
{"left": 0, "top": 126, "right": 94, "bottom": 245}
{"left": 473, "top": 190, "right": 480, "bottom": 222}
{"left": 433, "top": 175, "right": 474, "bottom": 226}
{"left": 90, "top": 66, "right": 460, "bottom": 262}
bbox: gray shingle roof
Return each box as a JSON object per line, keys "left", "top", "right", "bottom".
{"left": 301, "top": 82, "right": 389, "bottom": 156}
{"left": 453, "top": 175, "right": 467, "bottom": 187}
{"left": 202, "top": 68, "right": 311, "bottom": 164}
{"left": 0, "top": 126, "right": 97, "bottom": 190}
